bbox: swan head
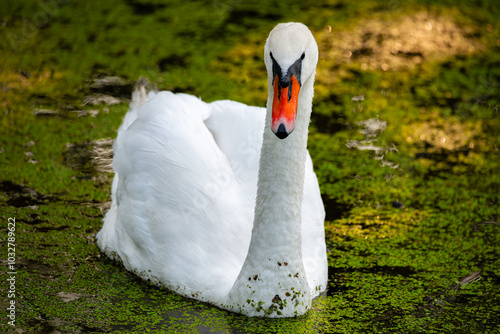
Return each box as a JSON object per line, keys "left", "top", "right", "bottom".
{"left": 264, "top": 23, "right": 318, "bottom": 139}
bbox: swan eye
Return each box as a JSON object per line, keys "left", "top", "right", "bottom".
{"left": 270, "top": 52, "right": 281, "bottom": 85}
{"left": 301, "top": 52, "right": 305, "bottom": 60}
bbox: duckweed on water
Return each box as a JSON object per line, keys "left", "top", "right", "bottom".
{"left": 1, "top": 0, "right": 499, "bottom": 333}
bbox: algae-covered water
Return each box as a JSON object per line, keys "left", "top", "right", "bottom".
{"left": 1, "top": 0, "right": 499, "bottom": 333}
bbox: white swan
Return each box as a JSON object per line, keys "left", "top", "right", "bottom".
{"left": 96, "top": 22, "right": 327, "bottom": 318}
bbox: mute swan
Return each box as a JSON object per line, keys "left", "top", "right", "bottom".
{"left": 96, "top": 22, "right": 327, "bottom": 317}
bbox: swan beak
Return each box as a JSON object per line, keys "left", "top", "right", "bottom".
{"left": 271, "top": 74, "right": 300, "bottom": 139}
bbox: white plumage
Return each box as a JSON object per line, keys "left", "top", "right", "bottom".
{"left": 97, "top": 22, "right": 327, "bottom": 317}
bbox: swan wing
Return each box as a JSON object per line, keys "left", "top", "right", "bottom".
{"left": 302, "top": 154, "right": 328, "bottom": 292}
{"left": 97, "top": 92, "right": 254, "bottom": 301}
{"left": 205, "top": 100, "right": 265, "bottom": 197}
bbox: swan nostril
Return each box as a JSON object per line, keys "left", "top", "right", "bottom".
{"left": 275, "top": 123, "right": 289, "bottom": 139}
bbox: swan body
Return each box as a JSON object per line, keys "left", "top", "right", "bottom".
{"left": 97, "top": 22, "right": 327, "bottom": 317}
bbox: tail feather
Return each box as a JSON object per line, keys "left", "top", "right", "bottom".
{"left": 131, "top": 77, "right": 150, "bottom": 110}
{"left": 119, "top": 78, "right": 155, "bottom": 131}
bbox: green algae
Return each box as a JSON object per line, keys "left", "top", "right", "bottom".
{"left": 1, "top": 0, "right": 499, "bottom": 333}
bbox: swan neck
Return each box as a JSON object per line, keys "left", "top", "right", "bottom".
{"left": 253, "top": 74, "right": 314, "bottom": 252}
{"left": 226, "top": 73, "right": 315, "bottom": 317}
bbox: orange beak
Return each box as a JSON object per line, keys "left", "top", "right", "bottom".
{"left": 271, "top": 74, "right": 301, "bottom": 139}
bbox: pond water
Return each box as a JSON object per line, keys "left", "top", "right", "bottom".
{"left": 0, "top": 0, "right": 499, "bottom": 333}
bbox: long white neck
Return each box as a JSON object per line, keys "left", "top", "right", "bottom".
{"left": 226, "top": 73, "right": 315, "bottom": 317}
{"left": 251, "top": 72, "right": 314, "bottom": 265}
